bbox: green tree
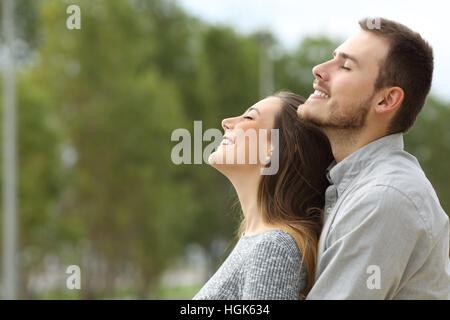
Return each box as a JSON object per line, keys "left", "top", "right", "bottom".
{"left": 404, "top": 96, "right": 450, "bottom": 214}
{"left": 2, "top": 0, "right": 447, "bottom": 300}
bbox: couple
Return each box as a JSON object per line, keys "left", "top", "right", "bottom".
{"left": 193, "top": 17, "right": 450, "bottom": 300}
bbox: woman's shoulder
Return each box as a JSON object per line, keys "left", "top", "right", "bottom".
{"left": 241, "top": 229, "right": 302, "bottom": 261}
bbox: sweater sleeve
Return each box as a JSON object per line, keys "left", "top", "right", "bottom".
{"left": 242, "top": 240, "right": 304, "bottom": 300}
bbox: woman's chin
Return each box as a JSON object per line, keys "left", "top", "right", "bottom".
{"left": 207, "top": 152, "right": 218, "bottom": 166}
{"left": 208, "top": 151, "right": 230, "bottom": 169}
{"left": 208, "top": 151, "right": 262, "bottom": 180}
{"left": 207, "top": 153, "right": 232, "bottom": 181}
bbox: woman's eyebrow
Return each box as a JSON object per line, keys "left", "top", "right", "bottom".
{"left": 246, "top": 107, "right": 260, "bottom": 115}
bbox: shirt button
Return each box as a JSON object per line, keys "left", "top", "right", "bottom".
{"left": 326, "top": 207, "right": 332, "bottom": 214}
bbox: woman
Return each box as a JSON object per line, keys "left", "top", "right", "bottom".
{"left": 193, "top": 91, "right": 333, "bottom": 300}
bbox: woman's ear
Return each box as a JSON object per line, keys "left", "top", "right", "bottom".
{"left": 262, "top": 145, "right": 273, "bottom": 166}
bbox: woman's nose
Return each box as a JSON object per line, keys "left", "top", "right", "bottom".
{"left": 222, "top": 118, "right": 232, "bottom": 131}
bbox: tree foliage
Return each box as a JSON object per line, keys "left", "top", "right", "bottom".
{"left": 0, "top": 0, "right": 448, "bottom": 298}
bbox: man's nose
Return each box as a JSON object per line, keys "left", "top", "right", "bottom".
{"left": 312, "top": 61, "right": 330, "bottom": 82}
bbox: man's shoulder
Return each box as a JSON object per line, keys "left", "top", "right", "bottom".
{"left": 361, "top": 150, "right": 446, "bottom": 215}
{"left": 339, "top": 155, "right": 449, "bottom": 241}
{"left": 362, "top": 148, "right": 429, "bottom": 190}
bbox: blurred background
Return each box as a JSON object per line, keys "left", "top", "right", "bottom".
{"left": 0, "top": 0, "right": 448, "bottom": 299}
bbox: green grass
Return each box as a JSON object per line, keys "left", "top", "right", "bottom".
{"left": 28, "top": 284, "right": 203, "bottom": 300}
{"left": 153, "top": 284, "right": 203, "bottom": 300}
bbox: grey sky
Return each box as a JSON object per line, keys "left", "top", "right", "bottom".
{"left": 176, "top": 0, "right": 449, "bottom": 102}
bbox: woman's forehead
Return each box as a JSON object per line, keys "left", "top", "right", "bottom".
{"left": 250, "top": 96, "right": 282, "bottom": 115}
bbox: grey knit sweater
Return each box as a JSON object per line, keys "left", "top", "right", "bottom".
{"left": 193, "top": 229, "right": 306, "bottom": 300}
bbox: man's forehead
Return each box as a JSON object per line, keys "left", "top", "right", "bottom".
{"left": 336, "top": 31, "right": 389, "bottom": 64}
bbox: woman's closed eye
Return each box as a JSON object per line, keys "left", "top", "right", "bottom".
{"left": 244, "top": 115, "right": 253, "bottom": 120}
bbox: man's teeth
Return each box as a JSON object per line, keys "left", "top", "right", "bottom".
{"left": 314, "top": 90, "right": 330, "bottom": 98}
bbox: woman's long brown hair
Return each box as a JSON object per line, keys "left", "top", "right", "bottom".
{"left": 237, "top": 91, "right": 333, "bottom": 299}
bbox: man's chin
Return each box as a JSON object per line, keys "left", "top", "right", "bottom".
{"left": 298, "top": 102, "right": 319, "bottom": 121}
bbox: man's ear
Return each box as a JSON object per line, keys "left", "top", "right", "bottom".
{"left": 375, "top": 86, "right": 404, "bottom": 114}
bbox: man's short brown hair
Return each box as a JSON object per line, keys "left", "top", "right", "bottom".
{"left": 359, "top": 17, "right": 434, "bottom": 134}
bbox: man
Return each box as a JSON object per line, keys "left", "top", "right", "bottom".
{"left": 298, "top": 17, "right": 450, "bottom": 299}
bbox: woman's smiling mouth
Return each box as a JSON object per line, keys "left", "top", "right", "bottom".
{"left": 220, "top": 135, "right": 235, "bottom": 146}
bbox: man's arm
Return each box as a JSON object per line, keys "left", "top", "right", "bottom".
{"left": 307, "top": 185, "right": 431, "bottom": 299}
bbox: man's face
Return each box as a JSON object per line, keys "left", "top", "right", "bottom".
{"left": 298, "top": 31, "right": 390, "bottom": 130}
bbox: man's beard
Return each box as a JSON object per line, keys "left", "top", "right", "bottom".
{"left": 308, "top": 93, "right": 373, "bottom": 130}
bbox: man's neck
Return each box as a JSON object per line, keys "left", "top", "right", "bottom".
{"left": 324, "top": 127, "right": 385, "bottom": 163}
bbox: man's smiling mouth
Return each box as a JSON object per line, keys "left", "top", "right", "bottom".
{"left": 312, "top": 89, "right": 330, "bottom": 99}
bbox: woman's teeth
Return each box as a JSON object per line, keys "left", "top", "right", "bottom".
{"left": 314, "top": 90, "right": 330, "bottom": 98}
{"left": 221, "top": 137, "right": 235, "bottom": 146}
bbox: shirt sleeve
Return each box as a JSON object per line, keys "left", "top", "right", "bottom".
{"left": 307, "top": 184, "right": 433, "bottom": 300}
{"left": 242, "top": 240, "right": 304, "bottom": 300}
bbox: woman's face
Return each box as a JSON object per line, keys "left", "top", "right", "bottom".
{"left": 209, "top": 97, "right": 282, "bottom": 172}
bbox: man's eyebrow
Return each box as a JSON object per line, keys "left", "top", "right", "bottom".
{"left": 246, "top": 107, "right": 260, "bottom": 114}
{"left": 333, "top": 51, "right": 359, "bottom": 65}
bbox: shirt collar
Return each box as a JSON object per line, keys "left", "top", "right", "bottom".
{"left": 326, "top": 133, "right": 404, "bottom": 195}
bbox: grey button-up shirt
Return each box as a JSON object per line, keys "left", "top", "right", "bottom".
{"left": 307, "top": 133, "right": 450, "bottom": 299}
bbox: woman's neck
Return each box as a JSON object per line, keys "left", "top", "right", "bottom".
{"left": 228, "top": 170, "right": 272, "bottom": 236}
